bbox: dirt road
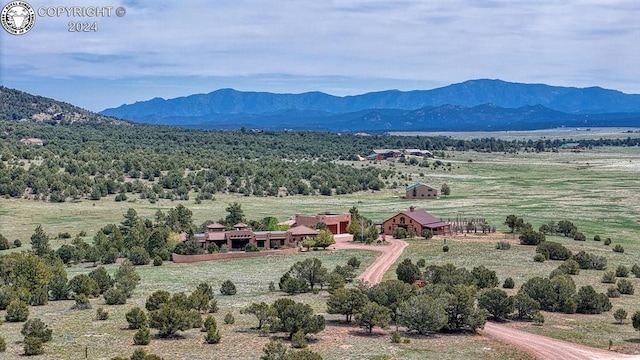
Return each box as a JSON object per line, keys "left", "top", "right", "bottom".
{"left": 334, "top": 234, "right": 639, "bottom": 360}
{"left": 332, "top": 234, "right": 407, "bottom": 285}
{"left": 483, "top": 322, "right": 637, "bottom": 360}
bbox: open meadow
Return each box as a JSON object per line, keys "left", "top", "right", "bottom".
{"left": 1, "top": 144, "right": 640, "bottom": 358}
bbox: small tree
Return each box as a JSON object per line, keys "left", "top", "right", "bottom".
{"left": 69, "top": 274, "right": 100, "bottom": 298}
{"left": 441, "top": 183, "right": 451, "bottom": 196}
{"left": 301, "top": 237, "right": 316, "bottom": 251}
{"left": 355, "top": 302, "right": 391, "bottom": 333}
{"left": 0, "top": 336, "right": 5, "bottom": 352}
{"left": 327, "top": 288, "right": 368, "bottom": 322}
{"left": 126, "top": 307, "right": 148, "bottom": 329}
{"left": 21, "top": 318, "right": 52, "bottom": 342}
{"left": 188, "top": 289, "right": 210, "bottom": 313}
{"left": 503, "top": 277, "right": 515, "bottom": 289}
{"left": 133, "top": 327, "right": 151, "bottom": 345}
{"left": 128, "top": 246, "right": 151, "bottom": 265}
{"left": 72, "top": 294, "right": 91, "bottom": 310}
{"left": 202, "top": 315, "right": 217, "bottom": 332}
{"left": 519, "top": 230, "right": 545, "bottom": 245}
{"left": 272, "top": 299, "right": 325, "bottom": 339}
{"left": 613, "top": 244, "right": 625, "bottom": 253}
{"left": 6, "top": 299, "right": 29, "bottom": 322}
{"left": 398, "top": 295, "right": 447, "bottom": 335}
{"left": 616, "top": 265, "right": 629, "bottom": 278}
{"left": 347, "top": 256, "right": 360, "bottom": 269}
{"left": 145, "top": 290, "right": 171, "bottom": 311}
{"left": 0, "top": 233, "right": 9, "bottom": 250}
{"left": 512, "top": 293, "right": 540, "bottom": 321}
{"left": 632, "top": 311, "right": 640, "bottom": 332}
{"left": 96, "top": 307, "right": 109, "bottom": 320}
{"left": 617, "top": 279, "right": 634, "bottom": 295}
{"left": 614, "top": 308, "right": 627, "bottom": 324}
{"left": 262, "top": 340, "right": 287, "bottom": 360}
{"left": 632, "top": 264, "right": 640, "bottom": 278}
{"left": 30, "top": 225, "right": 52, "bottom": 257}
{"left": 421, "top": 229, "right": 433, "bottom": 239}
{"left": 88, "top": 267, "right": 113, "bottom": 294}
{"left": 104, "top": 288, "right": 127, "bottom": 305}
{"left": 24, "top": 336, "right": 44, "bottom": 356}
{"left": 291, "top": 330, "right": 307, "bottom": 349}
{"left": 224, "top": 312, "right": 235, "bottom": 324}
{"left": 241, "top": 302, "right": 275, "bottom": 329}
{"left": 114, "top": 260, "right": 140, "bottom": 298}
{"left": 396, "top": 259, "right": 421, "bottom": 284}
{"left": 220, "top": 280, "right": 237, "bottom": 295}
{"left": 602, "top": 271, "right": 617, "bottom": 283}
{"left": 149, "top": 302, "right": 190, "bottom": 338}
{"left": 392, "top": 227, "right": 407, "bottom": 239}
{"left": 478, "top": 289, "right": 514, "bottom": 320}
{"left": 204, "top": 327, "right": 221, "bottom": 344}
{"left": 153, "top": 256, "right": 163, "bottom": 266}
{"left": 314, "top": 230, "right": 336, "bottom": 249}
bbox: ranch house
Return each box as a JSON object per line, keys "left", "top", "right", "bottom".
{"left": 184, "top": 223, "right": 319, "bottom": 251}
{"left": 383, "top": 206, "right": 451, "bottom": 236}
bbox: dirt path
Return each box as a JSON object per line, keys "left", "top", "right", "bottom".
{"left": 482, "top": 322, "right": 637, "bottom": 360}
{"left": 332, "top": 234, "right": 407, "bottom": 285}
{"left": 333, "top": 234, "right": 638, "bottom": 360}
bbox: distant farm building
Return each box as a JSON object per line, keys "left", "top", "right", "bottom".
{"left": 405, "top": 183, "right": 438, "bottom": 199}
{"left": 383, "top": 206, "right": 451, "bottom": 236}
{"left": 367, "top": 149, "right": 402, "bottom": 160}
{"left": 293, "top": 212, "right": 351, "bottom": 235}
{"left": 183, "top": 223, "right": 319, "bottom": 251}
{"left": 20, "top": 138, "right": 44, "bottom": 146}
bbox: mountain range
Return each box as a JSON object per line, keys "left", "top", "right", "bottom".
{"left": 100, "top": 79, "right": 640, "bottom": 131}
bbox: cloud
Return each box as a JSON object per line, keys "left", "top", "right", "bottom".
{"left": 1, "top": 0, "right": 638, "bottom": 110}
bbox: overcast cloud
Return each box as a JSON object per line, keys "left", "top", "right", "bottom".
{"left": 1, "top": 0, "right": 638, "bottom": 111}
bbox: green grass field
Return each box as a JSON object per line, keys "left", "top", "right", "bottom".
{"left": 1, "top": 145, "right": 639, "bottom": 358}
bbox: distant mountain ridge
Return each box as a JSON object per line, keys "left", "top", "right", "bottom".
{"left": 99, "top": 79, "right": 640, "bottom": 131}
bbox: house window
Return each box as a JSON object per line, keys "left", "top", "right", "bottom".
{"left": 393, "top": 219, "right": 395, "bottom": 223}
{"left": 400, "top": 217, "right": 405, "bottom": 224}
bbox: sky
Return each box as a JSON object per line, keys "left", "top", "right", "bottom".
{"left": 1, "top": 0, "right": 639, "bottom": 112}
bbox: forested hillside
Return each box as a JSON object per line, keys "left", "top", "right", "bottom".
{"left": 0, "top": 86, "right": 125, "bottom": 125}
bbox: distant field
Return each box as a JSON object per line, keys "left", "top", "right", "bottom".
{"left": 390, "top": 127, "right": 640, "bottom": 141}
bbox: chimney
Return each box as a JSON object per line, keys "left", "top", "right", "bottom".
{"left": 409, "top": 206, "right": 415, "bottom": 212}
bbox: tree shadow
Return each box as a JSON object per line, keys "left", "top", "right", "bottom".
{"left": 623, "top": 338, "right": 640, "bottom": 344}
